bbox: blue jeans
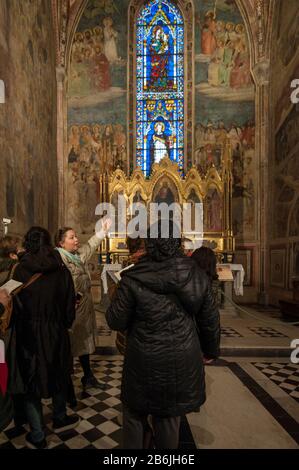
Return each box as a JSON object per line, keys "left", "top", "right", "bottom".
{"left": 25, "top": 392, "right": 66, "bottom": 443}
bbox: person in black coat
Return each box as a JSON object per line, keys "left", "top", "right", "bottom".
{"left": 12, "top": 227, "right": 80, "bottom": 449}
{"left": 0, "top": 289, "right": 13, "bottom": 432}
{"left": 106, "top": 221, "right": 220, "bottom": 449}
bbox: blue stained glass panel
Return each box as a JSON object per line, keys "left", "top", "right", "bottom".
{"left": 136, "top": 0, "right": 184, "bottom": 175}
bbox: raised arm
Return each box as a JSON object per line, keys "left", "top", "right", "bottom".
{"left": 78, "top": 217, "right": 111, "bottom": 264}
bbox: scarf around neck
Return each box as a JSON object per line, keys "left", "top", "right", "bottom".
{"left": 56, "top": 247, "right": 82, "bottom": 267}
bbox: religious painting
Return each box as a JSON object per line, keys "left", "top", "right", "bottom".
{"left": 152, "top": 177, "right": 179, "bottom": 206}
{"left": 270, "top": 248, "right": 286, "bottom": 289}
{"left": 136, "top": 0, "right": 184, "bottom": 175}
{"left": 67, "top": 0, "right": 129, "bottom": 233}
{"left": 195, "top": 0, "right": 253, "bottom": 96}
{"left": 234, "top": 248, "right": 252, "bottom": 286}
{"left": 273, "top": 105, "right": 299, "bottom": 240}
{"left": 187, "top": 188, "right": 201, "bottom": 232}
{"left": 68, "top": 0, "right": 127, "bottom": 103}
{"left": 203, "top": 188, "right": 222, "bottom": 232}
{"left": 276, "top": 0, "right": 299, "bottom": 67}
{"left": 194, "top": 0, "right": 255, "bottom": 241}
{"left": 0, "top": 0, "right": 57, "bottom": 235}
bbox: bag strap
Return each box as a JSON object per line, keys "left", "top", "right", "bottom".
{"left": 11, "top": 272, "right": 42, "bottom": 297}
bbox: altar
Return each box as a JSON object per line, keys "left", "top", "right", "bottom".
{"left": 218, "top": 264, "right": 245, "bottom": 316}
{"left": 98, "top": 143, "right": 235, "bottom": 263}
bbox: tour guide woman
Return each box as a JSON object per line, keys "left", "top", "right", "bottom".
{"left": 55, "top": 217, "right": 111, "bottom": 390}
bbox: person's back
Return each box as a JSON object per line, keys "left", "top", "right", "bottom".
{"left": 106, "top": 222, "right": 220, "bottom": 449}
{"left": 13, "top": 238, "right": 75, "bottom": 398}
{"left": 10, "top": 227, "right": 79, "bottom": 449}
{"left": 192, "top": 246, "right": 220, "bottom": 306}
{"left": 117, "top": 255, "right": 219, "bottom": 416}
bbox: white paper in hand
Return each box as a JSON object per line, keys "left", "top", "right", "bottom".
{"left": 1, "top": 279, "right": 23, "bottom": 294}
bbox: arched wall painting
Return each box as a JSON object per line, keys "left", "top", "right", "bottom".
{"left": 194, "top": 0, "right": 255, "bottom": 241}
{"left": 67, "top": 0, "right": 256, "bottom": 240}
{"left": 67, "top": 0, "right": 129, "bottom": 233}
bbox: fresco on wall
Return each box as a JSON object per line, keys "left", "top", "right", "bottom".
{"left": 274, "top": 106, "right": 299, "bottom": 239}
{"left": 0, "top": 0, "right": 57, "bottom": 234}
{"left": 276, "top": 0, "right": 299, "bottom": 68}
{"left": 194, "top": 0, "right": 255, "bottom": 240}
{"left": 67, "top": 0, "right": 129, "bottom": 232}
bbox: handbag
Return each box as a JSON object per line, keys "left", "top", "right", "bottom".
{"left": 0, "top": 266, "right": 42, "bottom": 336}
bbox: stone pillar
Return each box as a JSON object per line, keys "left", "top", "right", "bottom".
{"left": 252, "top": 60, "right": 270, "bottom": 305}
{"left": 56, "top": 65, "right": 66, "bottom": 227}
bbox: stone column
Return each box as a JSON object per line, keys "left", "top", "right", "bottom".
{"left": 56, "top": 65, "right": 66, "bottom": 227}
{"left": 252, "top": 60, "right": 270, "bottom": 305}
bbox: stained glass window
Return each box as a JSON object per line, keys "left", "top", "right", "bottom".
{"left": 136, "top": 0, "right": 184, "bottom": 176}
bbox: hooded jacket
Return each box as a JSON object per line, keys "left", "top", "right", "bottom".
{"left": 106, "top": 255, "right": 220, "bottom": 417}
{"left": 11, "top": 247, "right": 76, "bottom": 398}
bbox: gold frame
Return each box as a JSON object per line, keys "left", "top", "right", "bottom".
{"left": 104, "top": 138, "right": 234, "bottom": 261}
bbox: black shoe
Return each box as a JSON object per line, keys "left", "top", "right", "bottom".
{"left": 53, "top": 414, "right": 80, "bottom": 433}
{"left": 81, "top": 375, "right": 107, "bottom": 390}
{"left": 25, "top": 433, "right": 47, "bottom": 449}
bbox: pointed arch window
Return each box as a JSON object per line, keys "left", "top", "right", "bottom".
{"left": 129, "top": 0, "right": 193, "bottom": 176}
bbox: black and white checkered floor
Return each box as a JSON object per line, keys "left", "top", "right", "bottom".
{"left": 0, "top": 357, "right": 195, "bottom": 450}
{"left": 253, "top": 362, "right": 299, "bottom": 402}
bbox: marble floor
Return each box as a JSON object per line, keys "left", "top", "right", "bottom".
{"left": 0, "top": 355, "right": 298, "bottom": 449}
{"left": 1, "top": 303, "right": 298, "bottom": 449}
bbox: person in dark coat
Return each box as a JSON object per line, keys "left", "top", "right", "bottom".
{"left": 12, "top": 227, "right": 80, "bottom": 449}
{"left": 0, "top": 288, "right": 12, "bottom": 432}
{"left": 0, "top": 235, "right": 27, "bottom": 427}
{"left": 106, "top": 221, "right": 220, "bottom": 449}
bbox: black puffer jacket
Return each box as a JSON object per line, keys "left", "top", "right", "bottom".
{"left": 106, "top": 255, "right": 220, "bottom": 417}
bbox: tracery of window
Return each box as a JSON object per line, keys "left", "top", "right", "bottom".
{"left": 135, "top": 0, "right": 184, "bottom": 176}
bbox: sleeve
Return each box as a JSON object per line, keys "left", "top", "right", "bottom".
{"left": 105, "top": 278, "right": 136, "bottom": 331}
{"left": 63, "top": 268, "right": 76, "bottom": 329}
{"left": 194, "top": 283, "right": 220, "bottom": 359}
{"left": 78, "top": 233, "right": 105, "bottom": 264}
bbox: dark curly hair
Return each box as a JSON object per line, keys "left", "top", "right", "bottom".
{"left": 24, "top": 226, "right": 52, "bottom": 254}
{"left": 54, "top": 227, "right": 73, "bottom": 247}
{"left": 145, "top": 220, "right": 182, "bottom": 262}
{"left": 192, "top": 246, "right": 218, "bottom": 281}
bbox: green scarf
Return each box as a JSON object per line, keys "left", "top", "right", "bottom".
{"left": 56, "top": 247, "right": 82, "bottom": 267}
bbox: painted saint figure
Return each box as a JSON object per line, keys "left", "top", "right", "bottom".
{"left": 149, "top": 25, "right": 170, "bottom": 90}
{"left": 150, "top": 122, "right": 169, "bottom": 167}
{"left": 103, "top": 17, "right": 119, "bottom": 63}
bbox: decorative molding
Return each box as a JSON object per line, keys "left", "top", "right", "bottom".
{"left": 252, "top": 60, "right": 270, "bottom": 86}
